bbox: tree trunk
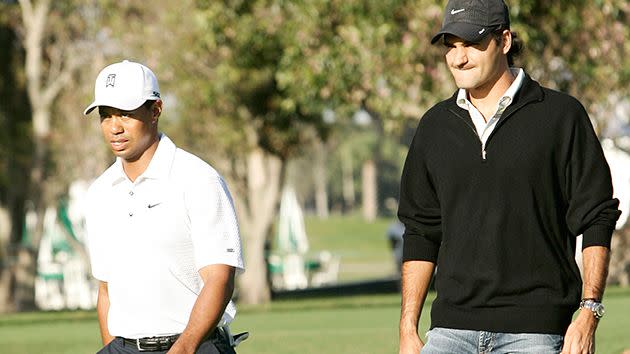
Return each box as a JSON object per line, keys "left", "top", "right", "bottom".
{"left": 14, "top": 107, "right": 51, "bottom": 311}
{"left": 0, "top": 206, "right": 13, "bottom": 313}
{"left": 0, "top": 184, "right": 27, "bottom": 313}
{"left": 361, "top": 159, "right": 378, "bottom": 222}
{"left": 608, "top": 222, "right": 630, "bottom": 286}
{"left": 313, "top": 139, "right": 329, "bottom": 219}
{"left": 341, "top": 149, "right": 355, "bottom": 211}
{"left": 235, "top": 149, "right": 284, "bottom": 305}
{"left": 14, "top": 247, "right": 38, "bottom": 311}
{"left": 238, "top": 220, "right": 271, "bottom": 304}
{"left": 17, "top": 0, "right": 83, "bottom": 311}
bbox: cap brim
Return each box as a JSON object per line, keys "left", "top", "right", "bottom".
{"left": 431, "top": 22, "right": 492, "bottom": 44}
{"left": 83, "top": 98, "right": 149, "bottom": 116}
{"left": 83, "top": 102, "right": 98, "bottom": 115}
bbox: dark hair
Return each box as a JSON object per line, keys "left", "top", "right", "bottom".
{"left": 142, "top": 100, "right": 157, "bottom": 110}
{"left": 492, "top": 27, "right": 523, "bottom": 66}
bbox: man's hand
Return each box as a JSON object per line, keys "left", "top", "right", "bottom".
{"left": 399, "top": 260, "right": 434, "bottom": 354}
{"left": 561, "top": 309, "right": 598, "bottom": 354}
{"left": 166, "top": 340, "right": 195, "bottom": 354}
{"left": 399, "top": 331, "right": 423, "bottom": 354}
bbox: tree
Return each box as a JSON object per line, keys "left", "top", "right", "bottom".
{"left": 165, "top": 0, "right": 456, "bottom": 303}
{"left": 509, "top": 0, "right": 629, "bottom": 130}
{"left": 2, "top": 0, "right": 626, "bottom": 310}
{"left": 0, "top": 0, "right": 93, "bottom": 311}
{"left": 0, "top": 17, "right": 32, "bottom": 313}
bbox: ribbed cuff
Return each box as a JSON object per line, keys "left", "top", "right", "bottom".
{"left": 582, "top": 224, "right": 614, "bottom": 249}
{"left": 402, "top": 232, "right": 440, "bottom": 262}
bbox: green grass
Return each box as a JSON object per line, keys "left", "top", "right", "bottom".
{"left": 1, "top": 289, "right": 630, "bottom": 354}
{"left": 0, "top": 310, "right": 101, "bottom": 354}
{"left": 1, "top": 216, "right": 629, "bottom": 353}
{"left": 304, "top": 215, "right": 397, "bottom": 282}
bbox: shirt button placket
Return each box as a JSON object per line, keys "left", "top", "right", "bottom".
{"left": 129, "top": 189, "right": 135, "bottom": 217}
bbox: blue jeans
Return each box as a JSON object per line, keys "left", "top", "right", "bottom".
{"left": 421, "top": 327, "right": 563, "bottom": 354}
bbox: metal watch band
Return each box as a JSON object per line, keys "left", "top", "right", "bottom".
{"left": 580, "top": 299, "right": 605, "bottom": 319}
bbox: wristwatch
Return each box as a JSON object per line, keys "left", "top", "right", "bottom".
{"left": 580, "top": 299, "right": 605, "bottom": 319}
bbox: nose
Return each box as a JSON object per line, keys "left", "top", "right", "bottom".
{"left": 451, "top": 47, "right": 468, "bottom": 67}
{"left": 109, "top": 116, "right": 124, "bottom": 134}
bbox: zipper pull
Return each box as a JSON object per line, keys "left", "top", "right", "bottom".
{"left": 482, "top": 149, "right": 487, "bottom": 160}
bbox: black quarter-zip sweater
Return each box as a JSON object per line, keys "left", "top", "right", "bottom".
{"left": 398, "top": 74, "right": 621, "bottom": 334}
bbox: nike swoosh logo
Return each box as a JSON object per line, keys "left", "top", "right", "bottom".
{"left": 147, "top": 203, "right": 161, "bottom": 209}
{"left": 451, "top": 8, "right": 465, "bottom": 14}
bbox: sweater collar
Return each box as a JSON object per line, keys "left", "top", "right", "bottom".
{"left": 447, "top": 72, "right": 544, "bottom": 114}
{"left": 501, "top": 72, "right": 544, "bottom": 115}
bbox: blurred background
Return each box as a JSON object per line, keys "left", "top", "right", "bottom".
{"left": 0, "top": 0, "right": 629, "bottom": 353}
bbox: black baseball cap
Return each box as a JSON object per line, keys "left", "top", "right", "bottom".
{"left": 431, "top": 0, "right": 510, "bottom": 44}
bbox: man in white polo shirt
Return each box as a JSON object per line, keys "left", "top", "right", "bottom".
{"left": 84, "top": 60, "right": 246, "bottom": 353}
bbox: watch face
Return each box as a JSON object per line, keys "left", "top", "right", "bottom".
{"left": 595, "top": 304, "right": 605, "bottom": 317}
{"left": 582, "top": 300, "right": 605, "bottom": 318}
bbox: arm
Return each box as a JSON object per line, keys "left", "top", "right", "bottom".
{"left": 560, "top": 103, "right": 620, "bottom": 354}
{"left": 561, "top": 246, "right": 610, "bottom": 354}
{"left": 398, "top": 118, "right": 441, "bottom": 354}
{"left": 168, "top": 264, "right": 235, "bottom": 354}
{"left": 97, "top": 281, "right": 115, "bottom": 345}
{"left": 399, "top": 260, "right": 435, "bottom": 354}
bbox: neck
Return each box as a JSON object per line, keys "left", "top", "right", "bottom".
{"left": 468, "top": 68, "right": 515, "bottom": 110}
{"left": 122, "top": 135, "right": 160, "bottom": 182}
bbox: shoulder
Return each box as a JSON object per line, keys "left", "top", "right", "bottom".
{"left": 86, "top": 162, "right": 116, "bottom": 199}
{"left": 412, "top": 96, "right": 457, "bottom": 140}
{"left": 85, "top": 162, "right": 118, "bottom": 220}
{"left": 171, "top": 148, "right": 224, "bottom": 184}
{"left": 537, "top": 86, "right": 592, "bottom": 131}
{"left": 540, "top": 86, "right": 586, "bottom": 111}
{"left": 420, "top": 97, "right": 455, "bottom": 125}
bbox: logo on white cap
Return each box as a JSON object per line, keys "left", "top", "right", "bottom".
{"left": 105, "top": 74, "right": 116, "bottom": 88}
{"left": 84, "top": 60, "right": 160, "bottom": 115}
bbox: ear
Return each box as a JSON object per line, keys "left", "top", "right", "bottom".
{"left": 501, "top": 30, "right": 512, "bottom": 55}
{"left": 152, "top": 99, "right": 163, "bottom": 121}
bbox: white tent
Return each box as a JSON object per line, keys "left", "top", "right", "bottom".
{"left": 272, "top": 185, "right": 310, "bottom": 290}
{"left": 276, "top": 186, "right": 309, "bottom": 255}
{"left": 602, "top": 139, "right": 630, "bottom": 228}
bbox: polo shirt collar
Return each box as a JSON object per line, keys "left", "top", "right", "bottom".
{"left": 141, "top": 133, "right": 176, "bottom": 180}
{"left": 108, "top": 133, "right": 176, "bottom": 185}
{"left": 456, "top": 68, "right": 525, "bottom": 110}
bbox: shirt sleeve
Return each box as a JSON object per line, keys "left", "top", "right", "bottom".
{"left": 85, "top": 187, "right": 110, "bottom": 282}
{"left": 398, "top": 123, "right": 442, "bottom": 263}
{"left": 186, "top": 172, "right": 245, "bottom": 273}
{"left": 563, "top": 101, "right": 621, "bottom": 249}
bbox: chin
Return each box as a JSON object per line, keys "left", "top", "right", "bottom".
{"left": 455, "top": 82, "right": 477, "bottom": 90}
{"left": 451, "top": 76, "right": 473, "bottom": 89}
{"left": 111, "top": 150, "right": 128, "bottom": 159}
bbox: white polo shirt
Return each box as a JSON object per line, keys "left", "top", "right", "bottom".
{"left": 85, "top": 134, "right": 244, "bottom": 339}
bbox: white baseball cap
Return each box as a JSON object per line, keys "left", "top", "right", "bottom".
{"left": 84, "top": 60, "right": 160, "bottom": 115}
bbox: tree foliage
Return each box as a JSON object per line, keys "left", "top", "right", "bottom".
{"left": 0, "top": 0, "right": 628, "bottom": 308}
{"left": 510, "top": 0, "right": 629, "bottom": 130}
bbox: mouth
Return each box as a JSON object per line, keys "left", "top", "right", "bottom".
{"left": 110, "top": 138, "right": 129, "bottom": 151}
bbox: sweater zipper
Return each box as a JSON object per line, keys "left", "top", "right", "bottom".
{"left": 449, "top": 95, "right": 538, "bottom": 162}
{"left": 448, "top": 108, "right": 487, "bottom": 161}
{"left": 481, "top": 98, "right": 537, "bottom": 154}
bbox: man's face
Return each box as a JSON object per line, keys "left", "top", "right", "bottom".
{"left": 443, "top": 33, "right": 508, "bottom": 92}
{"left": 99, "top": 101, "right": 160, "bottom": 162}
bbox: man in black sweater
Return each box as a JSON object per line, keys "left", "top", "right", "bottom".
{"left": 398, "top": 1, "right": 621, "bottom": 353}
